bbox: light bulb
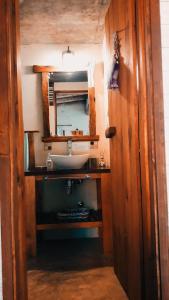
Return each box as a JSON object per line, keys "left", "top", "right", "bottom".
{"left": 62, "top": 46, "right": 75, "bottom": 70}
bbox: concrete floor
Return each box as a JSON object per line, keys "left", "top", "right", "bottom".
{"left": 27, "top": 239, "right": 128, "bottom": 300}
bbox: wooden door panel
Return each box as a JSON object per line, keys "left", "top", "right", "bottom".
{"left": 105, "top": 0, "right": 143, "bottom": 299}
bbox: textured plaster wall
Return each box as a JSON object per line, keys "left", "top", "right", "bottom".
{"left": 160, "top": 1, "right": 169, "bottom": 219}
{"left": 20, "top": 0, "right": 110, "bottom": 44}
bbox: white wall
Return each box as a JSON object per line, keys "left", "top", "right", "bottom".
{"left": 160, "top": 1, "right": 169, "bottom": 218}
{"left": 21, "top": 44, "right": 110, "bottom": 166}
{"left": 21, "top": 44, "right": 110, "bottom": 239}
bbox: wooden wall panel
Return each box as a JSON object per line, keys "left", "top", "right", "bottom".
{"left": 88, "top": 87, "right": 96, "bottom": 136}
{"left": 42, "top": 72, "right": 50, "bottom": 137}
{"left": 25, "top": 176, "right": 36, "bottom": 257}
{"left": 105, "top": 1, "right": 143, "bottom": 299}
{"left": 136, "top": 0, "right": 169, "bottom": 299}
{"left": 0, "top": 0, "right": 27, "bottom": 299}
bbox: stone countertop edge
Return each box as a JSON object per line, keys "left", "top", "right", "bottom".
{"left": 24, "top": 167, "right": 111, "bottom": 176}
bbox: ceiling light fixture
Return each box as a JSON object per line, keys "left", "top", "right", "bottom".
{"left": 62, "top": 46, "right": 75, "bottom": 69}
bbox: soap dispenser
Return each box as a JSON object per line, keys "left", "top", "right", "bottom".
{"left": 46, "top": 153, "right": 53, "bottom": 171}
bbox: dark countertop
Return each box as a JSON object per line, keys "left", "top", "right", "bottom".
{"left": 25, "top": 166, "right": 111, "bottom": 176}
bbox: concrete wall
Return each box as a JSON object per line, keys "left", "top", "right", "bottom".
{"left": 160, "top": 1, "right": 169, "bottom": 219}
{"left": 21, "top": 44, "right": 109, "bottom": 238}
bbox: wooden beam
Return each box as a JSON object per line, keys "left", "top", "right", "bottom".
{"left": 42, "top": 72, "right": 50, "bottom": 137}
{"left": 35, "top": 173, "right": 102, "bottom": 181}
{"left": 37, "top": 221, "right": 102, "bottom": 231}
{"left": 88, "top": 87, "right": 96, "bottom": 136}
{"left": 0, "top": 0, "right": 27, "bottom": 299}
{"left": 33, "top": 65, "right": 58, "bottom": 73}
{"left": 24, "top": 130, "right": 39, "bottom": 133}
{"left": 136, "top": 0, "right": 169, "bottom": 299}
{"left": 100, "top": 173, "right": 113, "bottom": 256}
{"left": 42, "top": 135, "right": 99, "bottom": 142}
{"left": 55, "top": 89, "right": 88, "bottom": 94}
{"left": 25, "top": 176, "right": 36, "bottom": 257}
{"left": 27, "top": 132, "right": 35, "bottom": 170}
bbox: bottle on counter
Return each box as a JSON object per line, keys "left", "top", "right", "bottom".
{"left": 98, "top": 151, "right": 106, "bottom": 168}
{"left": 46, "top": 153, "right": 53, "bottom": 171}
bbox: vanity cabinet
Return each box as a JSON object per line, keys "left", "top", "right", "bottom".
{"left": 24, "top": 169, "right": 112, "bottom": 257}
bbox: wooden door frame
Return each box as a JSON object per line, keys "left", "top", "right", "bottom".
{"left": 0, "top": 0, "right": 169, "bottom": 299}
{"left": 0, "top": 0, "right": 27, "bottom": 299}
{"left": 136, "top": 0, "right": 169, "bottom": 299}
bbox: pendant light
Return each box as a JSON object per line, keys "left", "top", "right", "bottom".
{"left": 62, "top": 46, "right": 75, "bottom": 69}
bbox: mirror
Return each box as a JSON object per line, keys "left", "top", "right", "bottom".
{"left": 33, "top": 65, "right": 99, "bottom": 142}
{"left": 49, "top": 71, "right": 89, "bottom": 136}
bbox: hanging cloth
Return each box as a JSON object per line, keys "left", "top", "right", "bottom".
{"left": 108, "top": 32, "right": 120, "bottom": 89}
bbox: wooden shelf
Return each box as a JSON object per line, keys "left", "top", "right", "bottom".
{"left": 33, "top": 65, "right": 58, "bottom": 73}
{"left": 37, "top": 221, "right": 102, "bottom": 231}
{"left": 42, "top": 135, "right": 100, "bottom": 143}
{"left": 24, "top": 130, "right": 39, "bottom": 133}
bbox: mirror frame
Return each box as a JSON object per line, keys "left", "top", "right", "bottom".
{"left": 33, "top": 65, "right": 99, "bottom": 142}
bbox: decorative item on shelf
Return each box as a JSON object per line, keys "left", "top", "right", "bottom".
{"left": 108, "top": 32, "right": 120, "bottom": 89}
{"left": 24, "top": 130, "right": 39, "bottom": 171}
{"left": 46, "top": 153, "right": 53, "bottom": 171}
{"left": 71, "top": 129, "right": 83, "bottom": 136}
{"left": 105, "top": 127, "right": 116, "bottom": 138}
{"left": 87, "top": 157, "right": 98, "bottom": 168}
{"left": 56, "top": 207, "right": 90, "bottom": 221}
{"left": 98, "top": 151, "right": 106, "bottom": 168}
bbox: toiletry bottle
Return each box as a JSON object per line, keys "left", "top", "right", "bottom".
{"left": 46, "top": 153, "right": 53, "bottom": 171}
{"left": 98, "top": 151, "right": 106, "bottom": 168}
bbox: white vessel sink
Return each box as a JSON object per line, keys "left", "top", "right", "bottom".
{"left": 50, "top": 154, "right": 89, "bottom": 170}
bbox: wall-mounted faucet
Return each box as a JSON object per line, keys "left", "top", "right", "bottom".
{"left": 67, "top": 140, "right": 72, "bottom": 156}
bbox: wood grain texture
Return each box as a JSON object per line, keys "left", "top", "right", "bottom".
{"left": 35, "top": 173, "right": 102, "bottom": 181}
{"left": 37, "top": 221, "right": 102, "bottom": 231}
{"left": 42, "top": 135, "right": 99, "bottom": 142}
{"left": 0, "top": 0, "right": 27, "bottom": 299}
{"left": 100, "top": 173, "right": 113, "bottom": 257}
{"left": 88, "top": 87, "right": 96, "bottom": 136}
{"left": 25, "top": 172, "right": 112, "bottom": 258}
{"left": 42, "top": 72, "right": 50, "bottom": 137}
{"left": 33, "top": 65, "right": 58, "bottom": 73}
{"left": 136, "top": 0, "right": 169, "bottom": 299}
{"left": 34, "top": 66, "right": 98, "bottom": 141}
{"left": 27, "top": 132, "right": 35, "bottom": 170}
{"left": 55, "top": 89, "right": 88, "bottom": 94}
{"left": 25, "top": 176, "right": 36, "bottom": 257}
{"left": 105, "top": 0, "right": 143, "bottom": 299}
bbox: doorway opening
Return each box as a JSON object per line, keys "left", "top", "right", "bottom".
{"left": 1, "top": 0, "right": 169, "bottom": 299}
{"left": 21, "top": 0, "right": 127, "bottom": 299}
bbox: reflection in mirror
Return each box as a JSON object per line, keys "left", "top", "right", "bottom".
{"left": 49, "top": 71, "right": 89, "bottom": 136}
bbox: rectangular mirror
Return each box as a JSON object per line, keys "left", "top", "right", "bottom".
{"left": 49, "top": 71, "right": 89, "bottom": 136}
{"left": 33, "top": 65, "right": 99, "bottom": 142}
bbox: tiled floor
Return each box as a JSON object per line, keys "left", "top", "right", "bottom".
{"left": 27, "top": 239, "right": 128, "bottom": 300}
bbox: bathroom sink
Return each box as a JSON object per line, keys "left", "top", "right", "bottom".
{"left": 50, "top": 154, "right": 89, "bottom": 170}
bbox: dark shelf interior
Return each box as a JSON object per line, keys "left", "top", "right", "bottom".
{"left": 37, "top": 209, "right": 102, "bottom": 225}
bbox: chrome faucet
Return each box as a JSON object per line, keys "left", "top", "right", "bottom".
{"left": 67, "top": 140, "right": 72, "bottom": 156}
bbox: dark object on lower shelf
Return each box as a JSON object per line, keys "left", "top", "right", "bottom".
{"left": 57, "top": 208, "right": 90, "bottom": 221}
{"left": 37, "top": 209, "right": 102, "bottom": 225}
{"left": 105, "top": 127, "right": 116, "bottom": 138}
